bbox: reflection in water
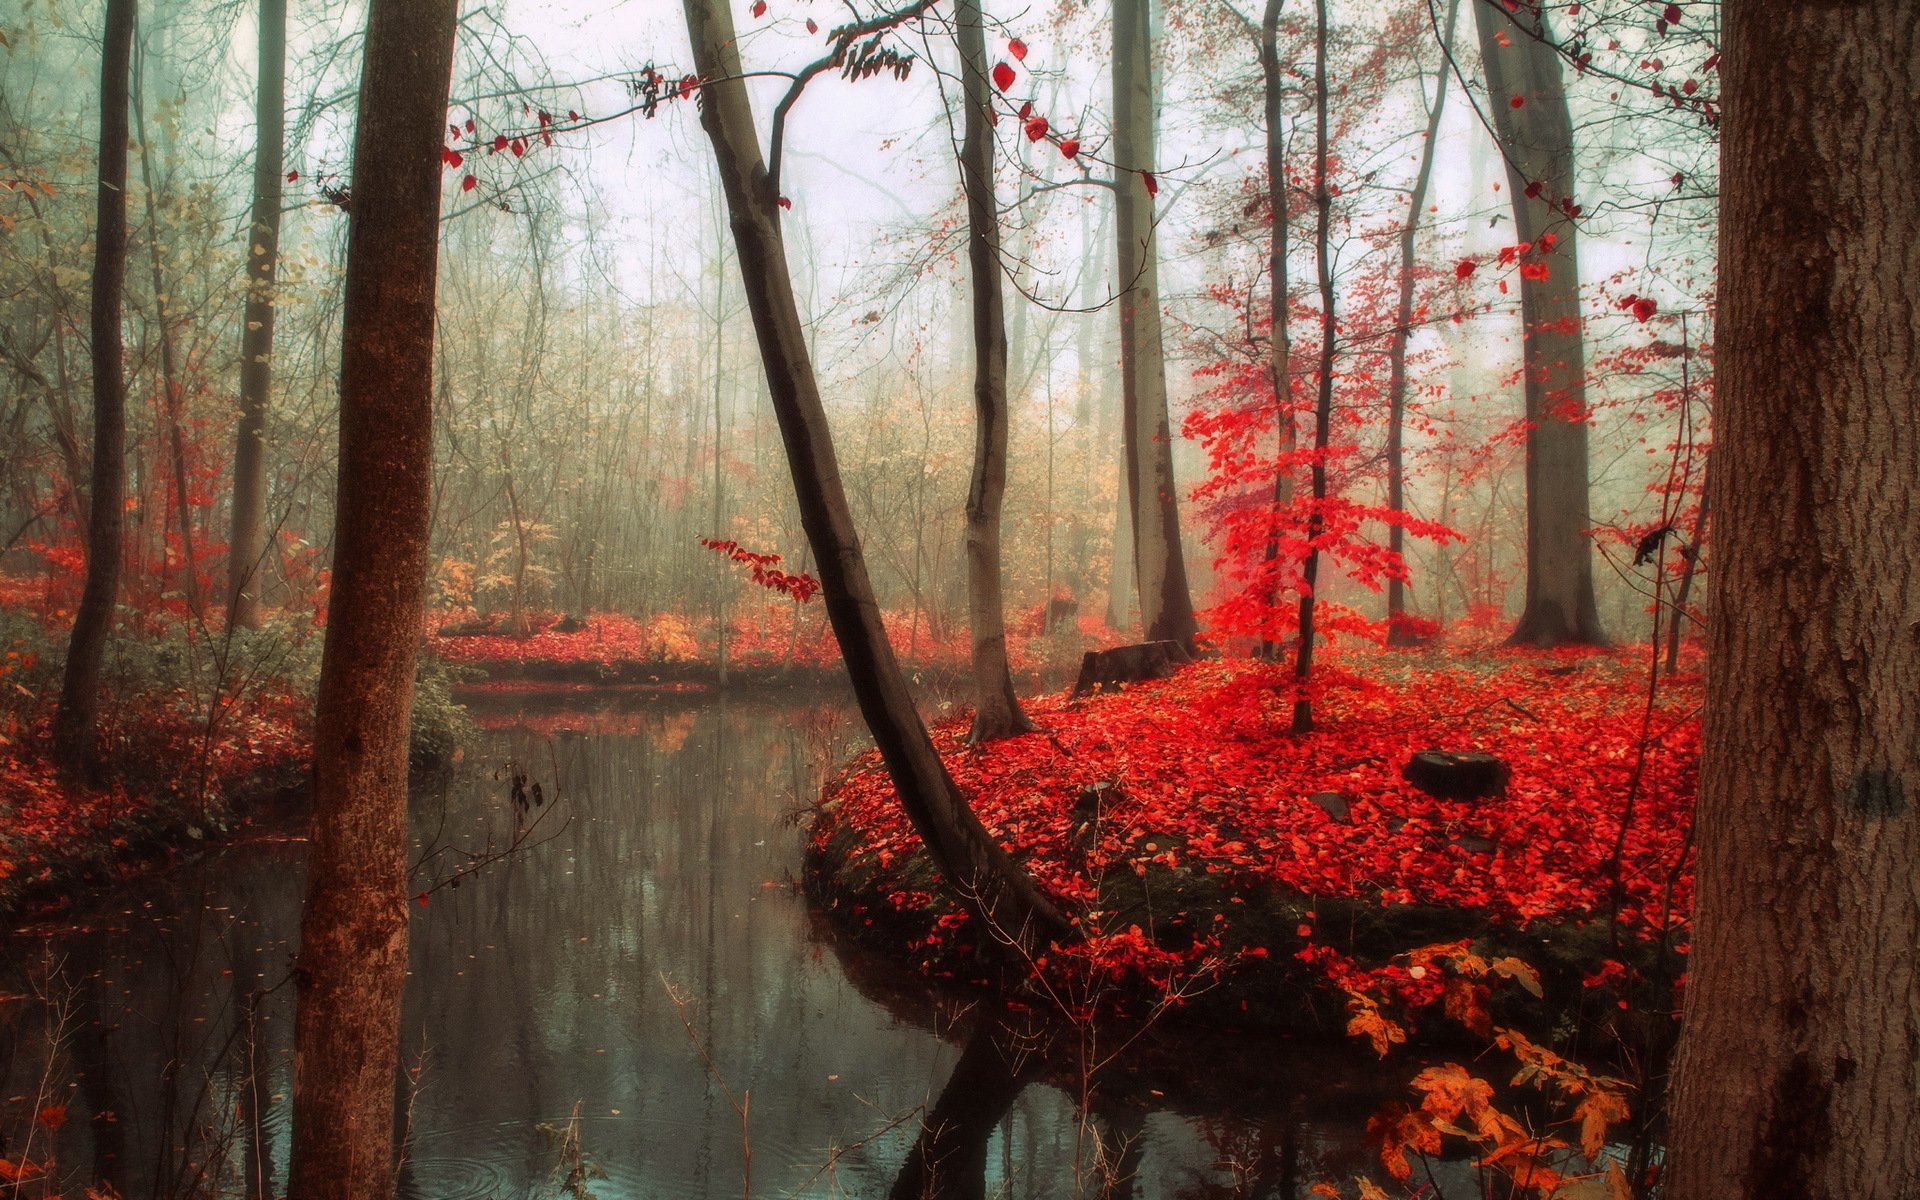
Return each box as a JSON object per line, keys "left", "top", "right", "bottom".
{"left": 2, "top": 692, "right": 1446, "bottom": 1198}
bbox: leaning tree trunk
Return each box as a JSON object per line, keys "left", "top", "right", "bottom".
{"left": 680, "top": 0, "right": 1068, "bottom": 951}
{"left": 1664, "top": 3, "right": 1920, "bottom": 1197}
{"left": 956, "top": 0, "right": 1034, "bottom": 744}
{"left": 227, "top": 0, "right": 285, "bottom": 630}
{"left": 1112, "top": 0, "right": 1199, "bottom": 650}
{"left": 1474, "top": 0, "right": 1605, "bottom": 647}
{"left": 284, "top": 2, "right": 457, "bottom": 1198}
{"left": 53, "top": 0, "right": 136, "bottom": 781}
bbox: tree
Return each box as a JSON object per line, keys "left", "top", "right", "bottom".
{"left": 679, "top": 0, "right": 1068, "bottom": 949}
{"left": 226, "top": 0, "right": 285, "bottom": 630}
{"left": 1473, "top": 0, "right": 1605, "bottom": 646}
{"left": 1664, "top": 1, "right": 1919, "bottom": 1195}
{"left": 1112, "top": 0, "right": 1200, "bottom": 650}
{"left": 52, "top": 0, "right": 136, "bottom": 780}
{"left": 955, "top": 0, "right": 1034, "bottom": 743}
{"left": 1254, "top": 0, "right": 1295, "bottom": 662}
{"left": 284, "top": 0, "right": 458, "bottom": 1196}
{"left": 1384, "top": 0, "right": 1456, "bottom": 645}
{"left": 1289, "top": 0, "right": 1333, "bottom": 733}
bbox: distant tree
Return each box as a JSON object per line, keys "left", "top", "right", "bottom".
{"left": 1112, "top": 0, "right": 1199, "bottom": 650}
{"left": 52, "top": 0, "right": 136, "bottom": 780}
{"left": 1664, "top": 1, "right": 1919, "bottom": 1195}
{"left": 226, "top": 0, "right": 285, "bottom": 630}
{"left": 284, "top": 0, "right": 458, "bottom": 1196}
{"left": 1289, "top": 0, "right": 1333, "bottom": 733}
{"left": 1473, "top": 0, "right": 1605, "bottom": 647}
{"left": 955, "top": 0, "right": 1034, "bottom": 743}
{"left": 680, "top": 0, "right": 1068, "bottom": 949}
{"left": 1384, "top": 0, "right": 1456, "bottom": 646}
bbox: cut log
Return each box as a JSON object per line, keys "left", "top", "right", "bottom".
{"left": 1402, "top": 750, "right": 1510, "bottom": 801}
{"left": 1071, "top": 639, "right": 1190, "bottom": 696}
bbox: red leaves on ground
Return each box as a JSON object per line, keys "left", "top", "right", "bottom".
{"left": 815, "top": 651, "right": 1699, "bottom": 981}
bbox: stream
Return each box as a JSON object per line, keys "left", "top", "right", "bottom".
{"left": 1, "top": 689, "right": 1470, "bottom": 1199}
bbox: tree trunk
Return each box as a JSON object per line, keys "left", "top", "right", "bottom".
{"left": 1474, "top": 0, "right": 1605, "bottom": 647}
{"left": 957, "top": 0, "right": 1034, "bottom": 744}
{"left": 1664, "top": 3, "right": 1920, "bottom": 1196}
{"left": 1384, "top": 0, "right": 1455, "bottom": 646}
{"left": 1255, "top": 0, "right": 1294, "bottom": 662}
{"left": 284, "top": 2, "right": 457, "bottom": 1198}
{"left": 1289, "top": 0, "right": 1332, "bottom": 735}
{"left": 1112, "top": 0, "right": 1199, "bottom": 650}
{"left": 227, "top": 0, "right": 285, "bottom": 631}
{"left": 679, "top": 0, "right": 1068, "bottom": 951}
{"left": 132, "top": 44, "right": 204, "bottom": 622}
{"left": 53, "top": 0, "right": 136, "bottom": 781}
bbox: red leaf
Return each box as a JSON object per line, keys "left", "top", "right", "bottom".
{"left": 806, "top": 17, "right": 818, "bottom": 33}
{"left": 1009, "top": 38, "right": 1028, "bottom": 61}
{"left": 1018, "top": 101, "right": 1033, "bottom": 120}
{"left": 777, "top": 196, "right": 792, "bottom": 210}
{"left": 1059, "top": 138, "right": 1080, "bottom": 159}
{"left": 285, "top": 170, "right": 298, "bottom": 182}
{"left": 1509, "top": 94, "right": 1526, "bottom": 108}
{"left": 750, "top": 0, "right": 767, "bottom": 16}
{"left": 1141, "top": 170, "right": 1158, "bottom": 196}
{"left": 992, "top": 62, "right": 1016, "bottom": 92}
{"left": 464, "top": 118, "right": 475, "bottom": 133}
{"left": 1523, "top": 179, "right": 1543, "bottom": 199}
{"left": 461, "top": 174, "right": 477, "bottom": 192}
{"left": 442, "top": 147, "right": 464, "bottom": 169}
{"left": 493, "top": 134, "right": 509, "bottom": 152}
{"left": 1663, "top": 3, "right": 1681, "bottom": 21}
{"left": 1023, "top": 116, "right": 1049, "bottom": 142}
{"left": 1520, "top": 261, "right": 1551, "bottom": 281}
{"left": 1454, "top": 258, "right": 1477, "bottom": 280}
{"left": 1632, "top": 297, "right": 1658, "bottom": 322}
{"left": 568, "top": 109, "right": 580, "bottom": 120}
{"left": 416, "top": 892, "right": 430, "bottom": 906}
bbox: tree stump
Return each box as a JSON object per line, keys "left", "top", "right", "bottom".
{"left": 1402, "top": 750, "right": 1511, "bottom": 801}
{"left": 1071, "top": 640, "right": 1190, "bottom": 696}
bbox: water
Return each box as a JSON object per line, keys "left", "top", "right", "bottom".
{"left": 1, "top": 690, "right": 1444, "bottom": 1199}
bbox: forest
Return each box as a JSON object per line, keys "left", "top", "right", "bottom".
{"left": 0, "top": 0, "right": 1912, "bottom": 1197}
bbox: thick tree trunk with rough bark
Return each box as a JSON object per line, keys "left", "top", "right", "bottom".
{"left": 956, "top": 0, "right": 1033, "bottom": 744}
{"left": 1112, "top": 0, "right": 1198, "bottom": 650}
{"left": 227, "top": 0, "right": 285, "bottom": 631}
{"left": 53, "top": 0, "right": 136, "bottom": 781}
{"left": 680, "top": 0, "right": 1068, "bottom": 951}
{"left": 1385, "top": 0, "right": 1455, "bottom": 646}
{"left": 284, "top": 2, "right": 457, "bottom": 1198}
{"left": 1665, "top": 3, "right": 1920, "bottom": 1196}
{"left": 1474, "top": 0, "right": 1604, "bottom": 647}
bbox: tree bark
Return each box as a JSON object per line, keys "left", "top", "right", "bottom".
{"left": 1664, "top": 2, "right": 1920, "bottom": 1196}
{"left": 1112, "top": 0, "right": 1199, "bottom": 650}
{"left": 53, "top": 0, "right": 136, "bottom": 780}
{"left": 284, "top": 2, "right": 457, "bottom": 1198}
{"left": 227, "top": 0, "right": 285, "bottom": 631}
{"left": 679, "top": 0, "right": 1069, "bottom": 951}
{"left": 1289, "top": 0, "right": 1333, "bottom": 734}
{"left": 956, "top": 0, "right": 1034, "bottom": 744}
{"left": 1473, "top": 0, "right": 1605, "bottom": 647}
{"left": 1255, "top": 0, "right": 1294, "bottom": 662}
{"left": 1385, "top": 0, "right": 1456, "bottom": 646}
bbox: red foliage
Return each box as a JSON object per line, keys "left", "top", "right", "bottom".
{"left": 814, "top": 650, "right": 1699, "bottom": 984}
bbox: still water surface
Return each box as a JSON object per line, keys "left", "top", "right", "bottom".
{"left": 3, "top": 690, "right": 1455, "bottom": 1198}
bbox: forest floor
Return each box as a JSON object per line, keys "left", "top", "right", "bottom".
{"left": 808, "top": 648, "right": 1701, "bottom": 1037}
